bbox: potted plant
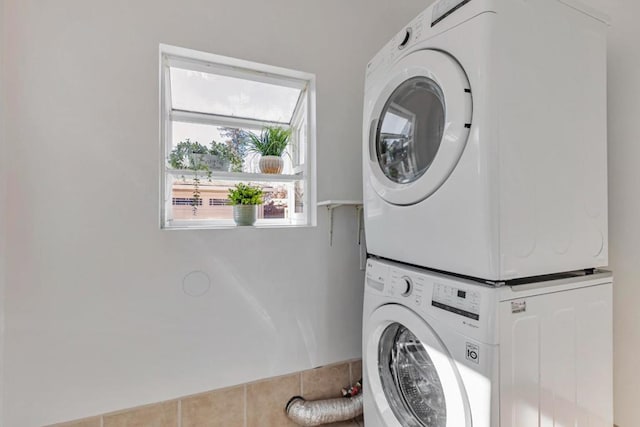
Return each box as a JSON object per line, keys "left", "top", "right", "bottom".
{"left": 168, "top": 138, "right": 247, "bottom": 216}
{"left": 247, "top": 126, "right": 292, "bottom": 174}
{"left": 227, "top": 183, "right": 263, "bottom": 226}
{"left": 169, "top": 139, "right": 210, "bottom": 171}
{"left": 187, "top": 141, "right": 209, "bottom": 170}
{"left": 209, "top": 141, "right": 243, "bottom": 172}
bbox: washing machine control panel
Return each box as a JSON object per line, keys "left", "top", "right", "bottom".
{"left": 387, "top": 269, "right": 426, "bottom": 308}
{"left": 373, "top": 13, "right": 428, "bottom": 69}
{"left": 431, "top": 283, "right": 481, "bottom": 321}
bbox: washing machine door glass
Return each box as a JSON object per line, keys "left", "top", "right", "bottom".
{"left": 379, "top": 323, "right": 446, "bottom": 427}
{"left": 365, "top": 304, "right": 471, "bottom": 426}
{"left": 377, "top": 77, "right": 445, "bottom": 184}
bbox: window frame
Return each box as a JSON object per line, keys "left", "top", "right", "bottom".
{"left": 159, "top": 44, "right": 317, "bottom": 230}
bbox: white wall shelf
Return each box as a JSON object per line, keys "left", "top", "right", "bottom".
{"left": 167, "top": 168, "right": 304, "bottom": 183}
{"left": 317, "top": 200, "right": 362, "bottom": 208}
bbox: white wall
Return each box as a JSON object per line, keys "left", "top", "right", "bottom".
{"left": 1, "top": 0, "right": 429, "bottom": 426}
{"left": 605, "top": 1, "right": 640, "bottom": 426}
{"left": 0, "top": 0, "right": 6, "bottom": 422}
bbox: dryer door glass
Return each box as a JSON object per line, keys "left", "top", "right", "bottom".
{"left": 379, "top": 323, "right": 446, "bottom": 427}
{"left": 376, "top": 77, "right": 445, "bottom": 184}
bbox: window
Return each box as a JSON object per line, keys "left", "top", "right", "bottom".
{"left": 160, "top": 45, "right": 316, "bottom": 229}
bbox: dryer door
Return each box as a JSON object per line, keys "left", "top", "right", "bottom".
{"left": 365, "top": 304, "right": 471, "bottom": 426}
{"left": 366, "top": 50, "right": 472, "bottom": 206}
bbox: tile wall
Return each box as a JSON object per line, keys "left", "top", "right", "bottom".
{"left": 49, "top": 359, "right": 363, "bottom": 427}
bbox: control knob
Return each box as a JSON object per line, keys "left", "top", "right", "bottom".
{"left": 400, "top": 276, "right": 413, "bottom": 296}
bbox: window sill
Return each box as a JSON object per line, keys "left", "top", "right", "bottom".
{"left": 167, "top": 168, "right": 304, "bottom": 182}
{"left": 162, "top": 223, "right": 315, "bottom": 231}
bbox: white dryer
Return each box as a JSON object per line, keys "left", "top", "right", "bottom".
{"left": 362, "top": 258, "right": 613, "bottom": 427}
{"left": 363, "top": 0, "right": 610, "bottom": 281}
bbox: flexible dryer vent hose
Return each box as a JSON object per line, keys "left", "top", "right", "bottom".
{"left": 285, "top": 393, "right": 363, "bottom": 426}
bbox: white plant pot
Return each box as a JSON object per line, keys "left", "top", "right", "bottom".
{"left": 188, "top": 153, "right": 207, "bottom": 169}
{"left": 203, "top": 154, "right": 230, "bottom": 171}
{"left": 233, "top": 205, "right": 258, "bottom": 226}
{"left": 259, "top": 156, "right": 284, "bottom": 174}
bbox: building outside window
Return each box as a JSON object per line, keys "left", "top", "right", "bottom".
{"left": 160, "top": 45, "right": 316, "bottom": 229}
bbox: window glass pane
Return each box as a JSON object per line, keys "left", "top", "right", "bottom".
{"left": 170, "top": 122, "right": 295, "bottom": 174}
{"left": 294, "top": 181, "right": 304, "bottom": 214}
{"left": 169, "top": 178, "right": 300, "bottom": 223}
{"left": 172, "top": 121, "right": 256, "bottom": 151}
{"left": 293, "top": 119, "right": 306, "bottom": 169}
{"left": 170, "top": 67, "right": 302, "bottom": 123}
{"left": 378, "top": 323, "right": 447, "bottom": 427}
{"left": 170, "top": 122, "right": 256, "bottom": 172}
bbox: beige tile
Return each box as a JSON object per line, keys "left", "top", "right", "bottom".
{"left": 246, "top": 373, "right": 300, "bottom": 427}
{"left": 47, "top": 417, "right": 102, "bottom": 427}
{"left": 181, "top": 385, "right": 244, "bottom": 427}
{"left": 350, "top": 359, "right": 362, "bottom": 384}
{"left": 302, "top": 362, "right": 350, "bottom": 400}
{"left": 103, "top": 400, "right": 178, "bottom": 427}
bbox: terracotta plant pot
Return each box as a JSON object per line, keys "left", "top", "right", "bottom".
{"left": 259, "top": 155, "right": 284, "bottom": 174}
{"left": 233, "top": 205, "right": 258, "bottom": 226}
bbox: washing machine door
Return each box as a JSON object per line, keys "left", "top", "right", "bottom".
{"left": 365, "top": 304, "right": 471, "bottom": 426}
{"left": 366, "top": 50, "right": 472, "bottom": 206}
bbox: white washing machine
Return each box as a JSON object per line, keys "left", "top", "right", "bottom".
{"left": 363, "top": 0, "right": 610, "bottom": 282}
{"left": 362, "top": 258, "right": 613, "bottom": 427}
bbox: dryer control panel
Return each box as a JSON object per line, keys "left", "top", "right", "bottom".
{"left": 432, "top": 283, "right": 481, "bottom": 320}
{"left": 432, "top": 0, "right": 472, "bottom": 26}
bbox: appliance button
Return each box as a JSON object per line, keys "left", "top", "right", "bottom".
{"left": 400, "top": 276, "right": 413, "bottom": 296}
{"left": 398, "top": 27, "right": 412, "bottom": 50}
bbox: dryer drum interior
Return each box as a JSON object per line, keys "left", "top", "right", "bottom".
{"left": 379, "top": 323, "right": 447, "bottom": 427}
{"left": 376, "top": 76, "right": 446, "bottom": 185}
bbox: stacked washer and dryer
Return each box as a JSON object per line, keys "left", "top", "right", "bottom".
{"left": 361, "top": 1, "right": 612, "bottom": 426}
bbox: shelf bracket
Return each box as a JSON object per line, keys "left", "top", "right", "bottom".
{"left": 317, "top": 200, "right": 363, "bottom": 246}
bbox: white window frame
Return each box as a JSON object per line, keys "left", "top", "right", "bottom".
{"left": 159, "top": 44, "right": 317, "bottom": 229}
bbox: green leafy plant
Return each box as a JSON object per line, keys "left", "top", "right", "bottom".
{"left": 227, "top": 183, "right": 264, "bottom": 205}
{"left": 168, "top": 139, "right": 211, "bottom": 215}
{"left": 191, "top": 176, "right": 202, "bottom": 216}
{"left": 168, "top": 139, "right": 209, "bottom": 170}
{"left": 247, "top": 126, "right": 292, "bottom": 157}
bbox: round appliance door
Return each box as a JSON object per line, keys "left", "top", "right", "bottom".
{"left": 366, "top": 50, "right": 472, "bottom": 206}
{"left": 364, "top": 304, "right": 471, "bottom": 427}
